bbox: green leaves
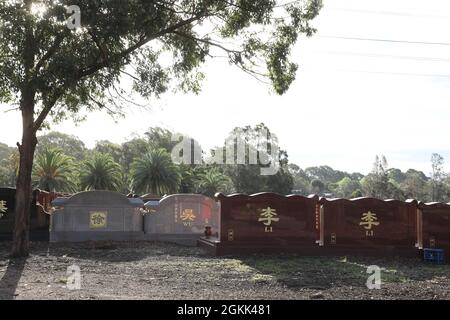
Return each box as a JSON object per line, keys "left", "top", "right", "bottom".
{"left": 130, "top": 148, "right": 181, "bottom": 196}
{"left": 32, "top": 147, "right": 78, "bottom": 192}
{"left": 195, "top": 167, "right": 232, "bottom": 197}
{"left": 79, "top": 152, "right": 123, "bottom": 191}
{"left": 1, "top": 0, "right": 323, "bottom": 129}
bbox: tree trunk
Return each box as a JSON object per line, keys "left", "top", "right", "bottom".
{"left": 11, "top": 98, "right": 37, "bottom": 258}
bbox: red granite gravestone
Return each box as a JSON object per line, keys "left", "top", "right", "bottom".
{"left": 418, "top": 202, "right": 450, "bottom": 252}
{"left": 198, "top": 193, "right": 320, "bottom": 255}
{"left": 319, "top": 197, "right": 419, "bottom": 256}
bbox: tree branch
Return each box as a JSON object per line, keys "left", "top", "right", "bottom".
{"left": 33, "top": 12, "right": 209, "bottom": 133}
{"left": 33, "top": 34, "right": 66, "bottom": 77}
{"left": 78, "top": 13, "right": 207, "bottom": 79}
{"left": 33, "top": 86, "right": 67, "bottom": 132}
{"left": 171, "top": 31, "right": 242, "bottom": 54}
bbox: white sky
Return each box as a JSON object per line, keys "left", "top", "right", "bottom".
{"left": 1, "top": 0, "right": 450, "bottom": 174}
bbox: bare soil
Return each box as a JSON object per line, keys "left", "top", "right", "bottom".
{"left": 0, "top": 241, "right": 449, "bottom": 300}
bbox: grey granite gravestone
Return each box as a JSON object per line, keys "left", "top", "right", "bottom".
{"left": 144, "top": 194, "right": 220, "bottom": 245}
{"left": 50, "top": 190, "right": 144, "bottom": 242}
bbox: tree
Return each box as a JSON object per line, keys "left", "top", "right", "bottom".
{"left": 430, "top": 153, "right": 446, "bottom": 202}
{"left": 266, "top": 166, "right": 294, "bottom": 194}
{"left": 144, "top": 126, "right": 204, "bottom": 164}
{"left": 351, "top": 189, "right": 363, "bottom": 198}
{"left": 1, "top": 0, "right": 322, "bottom": 256}
{"left": 93, "top": 140, "right": 123, "bottom": 164}
{"left": 130, "top": 148, "right": 181, "bottom": 196}
{"left": 387, "top": 168, "right": 406, "bottom": 185}
{"left": 0, "top": 142, "right": 14, "bottom": 161}
{"left": 32, "top": 148, "right": 77, "bottom": 192}
{"left": 289, "top": 163, "right": 311, "bottom": 195}
{"left": 0, "top": 142, "right": 17, "bottom": 187}
{"left": 334, "top": 177, "right": 361, "bottom": 199}
{"left": 196, "top": 167, "right": 232, "bottom": 197}
{"left": 0, "top": 151, "right": 20, "bottom": 187}
{"left": 121, "top": 138, "right": 150, "bottom": 186}
{"left": 144, "top": 127, "right": 179, "bottom": 153}
{"left": 305, "top": 165, "right": 349, "bottom": 184}
{"left": 361, "top": 155, "right": 390, "bottom": 199}
{"left": 310, "top": 179, "right": 324, "bottom": 195}
{"left": 220, "top": 123, "right": 292, "bottom": 194}
{"left": 401, "top": 169, "right": 428, "bottom": 201}
{"left": 36, "top": 131, "right": 87, "bottom": 160}
{"left": 79, "top": 153, "right": 122, "bottom": 191}
{"left": 178, "top": 164, "right": 197, "bottom": 194}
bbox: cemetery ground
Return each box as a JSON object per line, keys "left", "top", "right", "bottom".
{"left": 0, "top": 241, "right": 449, "bottom": 300}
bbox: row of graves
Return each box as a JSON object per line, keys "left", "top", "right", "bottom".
{"left": 198, "top": 193, "right": 450, "bottom": 260}
{"left": 1, "top": 188, "right": 449, "bottom": 261}
{"left": 50, "top": 191, "right": 219, "bottom": 244}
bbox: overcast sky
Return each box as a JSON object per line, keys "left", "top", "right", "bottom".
{"left": 1, "top": 0, "right": 450, "bottom": 175}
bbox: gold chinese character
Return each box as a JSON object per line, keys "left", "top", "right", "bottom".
{"left": 258, "top": 207, "right": 280, "bottom": 232}
{"left": 0, "top": 200, "right": 7, "bottom": 217}
{"left": 90, "top": 211, "right": 107, "bottom": 228}
{"left": 180, "top": 209, "right": 196, "bottom": 222}
{"left": 360, "top": 211, "right": 380, "bottom": 236}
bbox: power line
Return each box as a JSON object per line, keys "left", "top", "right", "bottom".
{"left": 327, "top": 7, "right": 450, "bottom": 20}
{"left": 321, "top": 51, "right": 450, "bottom": 63}
{"left": 320, "top": 35, "right": 450, "bottom": 46}
{"left": 335, "top": 69, "right": 450, "bottom": 78}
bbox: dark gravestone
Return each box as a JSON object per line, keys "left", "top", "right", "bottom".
{"left": 419, "top": 202, "right": 450, "bottom": 253}
{"left": 0, "top": 188, "right": 48, "bottom": 241}
{"left": 144, "top": 194, "right": 220, "bottom": 245}
{"left": 320, "top": 198, "right": 418, "bottom": 256}
{"left": 0, "top": 188, "right": 18, "bottom": 241}
{"left": 50, "top": 190, "right": 144, "bottom": 242}
{"left": 198, "top": 193, "right": 320, "bottom": 255}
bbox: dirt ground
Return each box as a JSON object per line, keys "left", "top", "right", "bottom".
{"left": 0, "top": 241, "right": 449, "bottom": 300}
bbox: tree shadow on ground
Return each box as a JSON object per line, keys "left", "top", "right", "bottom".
{"left": 43, "top": 241, "right": 207, "bottom": 263}
{"left": 0, "top": 257, "right": 27, "bottom": 300}
{"left": 233, "top": 254, "right": 450, "bottom": 289}
{"left": 235, "top": 255, "right": 368, "bottom": 289}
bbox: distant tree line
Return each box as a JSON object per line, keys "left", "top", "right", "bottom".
{"left": 289, "top": 154, "right": 450, "bottom": 202}
{"left": 1, "top": 125, "right": 449, "bottom": 202}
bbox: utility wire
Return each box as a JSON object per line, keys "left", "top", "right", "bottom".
{"left": 320, "top": 51, "right": 450, "bottom": 63}
{"left": 319, "top": 35, "right": 450, "bottom": 46}
{"left": 327, "top": 7, "right": 450, "bottom": 20}
{"left": 335, "top": 69, "right": 450, "bottom": 78}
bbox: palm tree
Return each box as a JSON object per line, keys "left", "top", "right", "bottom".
{"left": 130, "top": 148, "right": 181, "bottom": 196}
{"left": 79, "top": 153, "right": 123, "bottom": 191}
{"left": 32, "top": 148, "right": 77, "bottom": 192}
{"left": 196, "top": 167, "right": 232, "bottom": 197}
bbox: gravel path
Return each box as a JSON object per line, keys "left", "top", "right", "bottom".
{"left": 0, "top": 241, "right": 449, "bottom": 300}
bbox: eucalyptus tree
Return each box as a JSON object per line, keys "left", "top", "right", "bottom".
{"left": 0, "top": 0, "right": 322, "bottom": 256}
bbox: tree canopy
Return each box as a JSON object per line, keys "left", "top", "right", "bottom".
{"left": 0, "top": 0, "right": 323, "bottom": 125}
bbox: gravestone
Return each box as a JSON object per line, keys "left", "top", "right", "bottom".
{"left": 319, "top": 197, "right": 418, "bottom": 256}
{"left": 50, "top": 190, "right": 144, "bottom": 242}
{"left": 198, "top": 193, "right": 320, "bottom": 255}
{"left": 144, "top": 194, "right": 220, "bottom": 245}
{"left": 0, "top": 188, "right": 49, "bottom": 241}
{"left": 418, "top": 202, "right": 450, "bottom": 254}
